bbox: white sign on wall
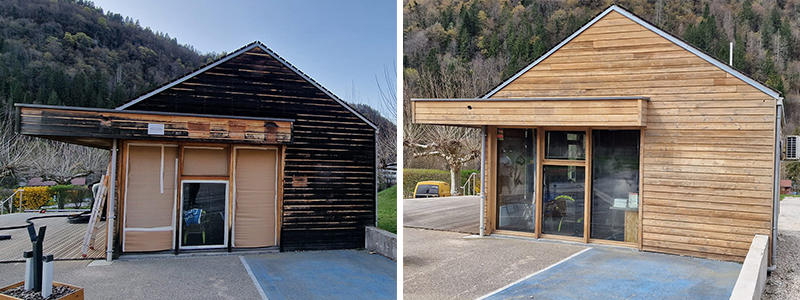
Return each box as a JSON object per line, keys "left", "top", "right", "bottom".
{"left": 148, "top": 123, "right": 165, "bottom": 135}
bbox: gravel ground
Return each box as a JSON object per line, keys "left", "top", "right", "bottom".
{"left": 764, "top": 196, "right": 800, "bottom": 300}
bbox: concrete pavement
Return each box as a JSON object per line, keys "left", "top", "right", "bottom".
{"left": 403, "top": 228, "right": 587, "bottom": 300}
{"left": 0, "top": 255, "right": 261, "bottom": 300}
{"left": 0, "top": 250, "right": 397, "bottom": 300}
{"left": 403, "top": 196, "right": 480, "bottom": 234}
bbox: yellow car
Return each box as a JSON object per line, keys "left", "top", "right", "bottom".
{"left": 414, "top": 181, "right": 451, "bottom": 198}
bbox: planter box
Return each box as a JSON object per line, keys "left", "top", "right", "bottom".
{"left": 0, "top": 281, "right": 84, "bottom": 300}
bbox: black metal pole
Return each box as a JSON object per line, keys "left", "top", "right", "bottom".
{"left": 26, "top": 225, "right": 46, "bottom": 292}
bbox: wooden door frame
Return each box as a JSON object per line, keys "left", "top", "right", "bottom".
{"left": 486, "top": 126, "right": 644, "bottom": 248}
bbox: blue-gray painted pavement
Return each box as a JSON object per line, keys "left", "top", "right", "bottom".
{"left": 486, "top": 248, "right": 741, "bottom": 300}
{"left": 244, "top": 250, "right": 397, "bottom": 300}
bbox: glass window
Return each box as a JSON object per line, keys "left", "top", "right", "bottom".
{"left": 541, "top": 165, "right": 585, "bottom": 237}
{"left": 590, "top": 130, "right": 640, "bottom": 243}
{"left": 181, "top": 181, "right": 228, "bottom": 248}
{"left": 496, "top": 128, "right": 536, "bottom": 232}
{"left": 415, "top": 185, "right": 439, "bottom": 197}
{"left": 545, "top": 131, "right": 586, "bottom": 160}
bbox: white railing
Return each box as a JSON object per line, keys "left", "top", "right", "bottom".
{"left": 460, "top": 172, "right": 480, "bottom": 196}
{"left": 0, "top": 189, "right": 23, "bottom": 215}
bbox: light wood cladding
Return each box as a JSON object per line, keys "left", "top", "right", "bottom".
{"left": 233, "top": 148, "right": 278, "bottom": 248}
{"left": 413, "top": 98, "right": 647, "bottom": 127}
{"left": 183, "top": 147, "right": 229, "bottom": 176}
{"left": 415, "top": 10, "right": 778, "bottom": 262}
{"left": 123, "top": 145, "right": 178, "bottom": 252}
{"left": 498, "top": 11, "right": 776, "bottom": 262}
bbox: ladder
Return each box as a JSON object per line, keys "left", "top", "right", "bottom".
{"left": 81, "top": 174, "right": 108, "bottom": 257}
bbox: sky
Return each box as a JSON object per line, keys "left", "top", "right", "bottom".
{"left": 90, "top": 0, "right": 397, "bottom": 118}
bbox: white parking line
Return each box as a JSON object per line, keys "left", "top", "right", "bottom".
{"left": 475, "top": 247, "right": 593, "bottom": 300}
{"left": 239, "top": 255, "right": 269, "bottom": 300}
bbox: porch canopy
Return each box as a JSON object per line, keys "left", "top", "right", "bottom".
{"left": 411, "top": 96, "right": 648, "bottom": 127}
{"left": 15, "top": 103, "right": 294, "bottom": 148}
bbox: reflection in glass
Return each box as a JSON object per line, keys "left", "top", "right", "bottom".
{"left": 545, "top": 131, "right": 586, "bottom": 160}
{"left": 182, "top": 182, "right": 227, "bottom": 247}
{"left": 590, "top": 130, "right": 640, "bottom": 242}
{"left": 496, "top": 128, "right": 536, "bottom": 232}
{"left": 541, "top": 165, "right": 585, "bottom": 237}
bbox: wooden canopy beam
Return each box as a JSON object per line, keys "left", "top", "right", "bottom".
{"left": 15, "top": 104, "right": 293, "bottom": 149}
{"left": 412, "top": 97, "right": 648, "bottom": 127}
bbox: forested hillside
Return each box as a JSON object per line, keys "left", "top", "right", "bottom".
{"left": 0, "top": 0, "right": 214, "bottom": 112}
{"left": 403, "top": 0, "right": 800, "bottom": 131}
{"left": 0, "top": 0, "right": 395, "bottom": 189}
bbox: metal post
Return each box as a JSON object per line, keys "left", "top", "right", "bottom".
{"left": 26, "top": 225, "right": 46, "bottom": 292}
{"left": 480, "top": 125, "right": 487, "bottom": 237}
{"left": 23, "top": 251, "right": 33, "bottom": 290}
{"left": 41, "top": 255, "right": 54, "bottom": 298}
{"left": 107, "top": 139, "right": 118, "bottom": 262}
{"left": 729, "top": 42, "right": 733, "bottom": 66}
{"left": 19, "top": 191, "right": 23, "bottom": 213}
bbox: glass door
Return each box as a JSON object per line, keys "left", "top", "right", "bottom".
{"left": 541, "top": 131, "right": 586, "bottom": 238}
{"left": 590, "top": 130, "right": 640, "bottom": 243}
{"left": 180, "top": 180, "right": 229, "bottom": 249}
{"left": 496, "top": 128, "right": 536, "bottom": 232}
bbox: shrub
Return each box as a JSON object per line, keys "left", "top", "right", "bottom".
{"left": 404, "top": 168, "right": 484, "bottom": 198}
{"left": 13, "top": 186, "right": 54, "bottom": 210}
{"left": 403, "top": 169, "right": 449, "bottom": 198}
{"left": 50, "top": 185, "right": 74, "bottom": 209}
{"left": 50, "top": 185, "right": 93, "bottom": 209}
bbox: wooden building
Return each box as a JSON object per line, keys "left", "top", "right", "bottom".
{"left": 780, "top": 180, "right": 792, "bottom": 195}
{"left": 412, "top": 5, "right": 784, "bottom": 264}
{"left": 16, "top": 41, "right": 378, "bottom": 257}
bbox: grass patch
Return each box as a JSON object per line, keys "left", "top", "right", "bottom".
{"left": 377, "top": 185, "right": 397, "bottom": 234}
{"left": 781, "top": 194, "right": 799, "bottom": 201}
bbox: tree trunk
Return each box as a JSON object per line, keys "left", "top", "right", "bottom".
{"left": 449, "top": 163, "right": 461, "bottom": 196}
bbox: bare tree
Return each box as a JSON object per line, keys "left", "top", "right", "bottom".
{"left": 28, "top": 140, "right": 108, "bottom": 185}
{"left": 0, "top": 122, "right": 36, "bottom": 182}
{"left": 405, "top": 125, "right": 480, "bottom": 196}
{"left": 375, "top": 63, "right": 398, "bottom": 182}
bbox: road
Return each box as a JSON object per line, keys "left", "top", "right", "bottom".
{"left": 403, "top": 196, "right": 480, "bottom": 234}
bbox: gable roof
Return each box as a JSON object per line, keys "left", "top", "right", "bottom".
{"left": 482, "top": 5, "right": 781, "bottom": 100}
{"left": 116, "top": 41, "right": 377, "bottom": 130}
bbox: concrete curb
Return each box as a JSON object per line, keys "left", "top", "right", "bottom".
{"left": 365, "top": 226, "right": 396, "bottom": 261}
{"left": 730, "top": 234, "right": 769, "bottom": 300}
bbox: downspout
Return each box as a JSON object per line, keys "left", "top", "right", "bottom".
{"left": 106, "top": 139, "right": 118, "bottom": 262}
{"left": 769, "top": 99, "right": 783, "bottom": 272}
{"left": 480, "top": 125, "right": 487, "bottom": 237}
{"left": 375, "top": 128, "right": 379, "bottom": 227}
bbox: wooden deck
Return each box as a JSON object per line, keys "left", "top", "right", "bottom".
{"left": 0, "top": 213, "right": 106, "bottom": 262}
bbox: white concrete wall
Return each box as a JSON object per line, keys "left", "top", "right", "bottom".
{"left": 730, "top": 234, "right": 769, "bottom": 300}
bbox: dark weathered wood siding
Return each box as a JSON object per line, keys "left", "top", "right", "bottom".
{"left": 17, "top": 105, "right": 293, "bottom": 147}
{"left": 124, "top": 46, "right": 376, "bottom": 251}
